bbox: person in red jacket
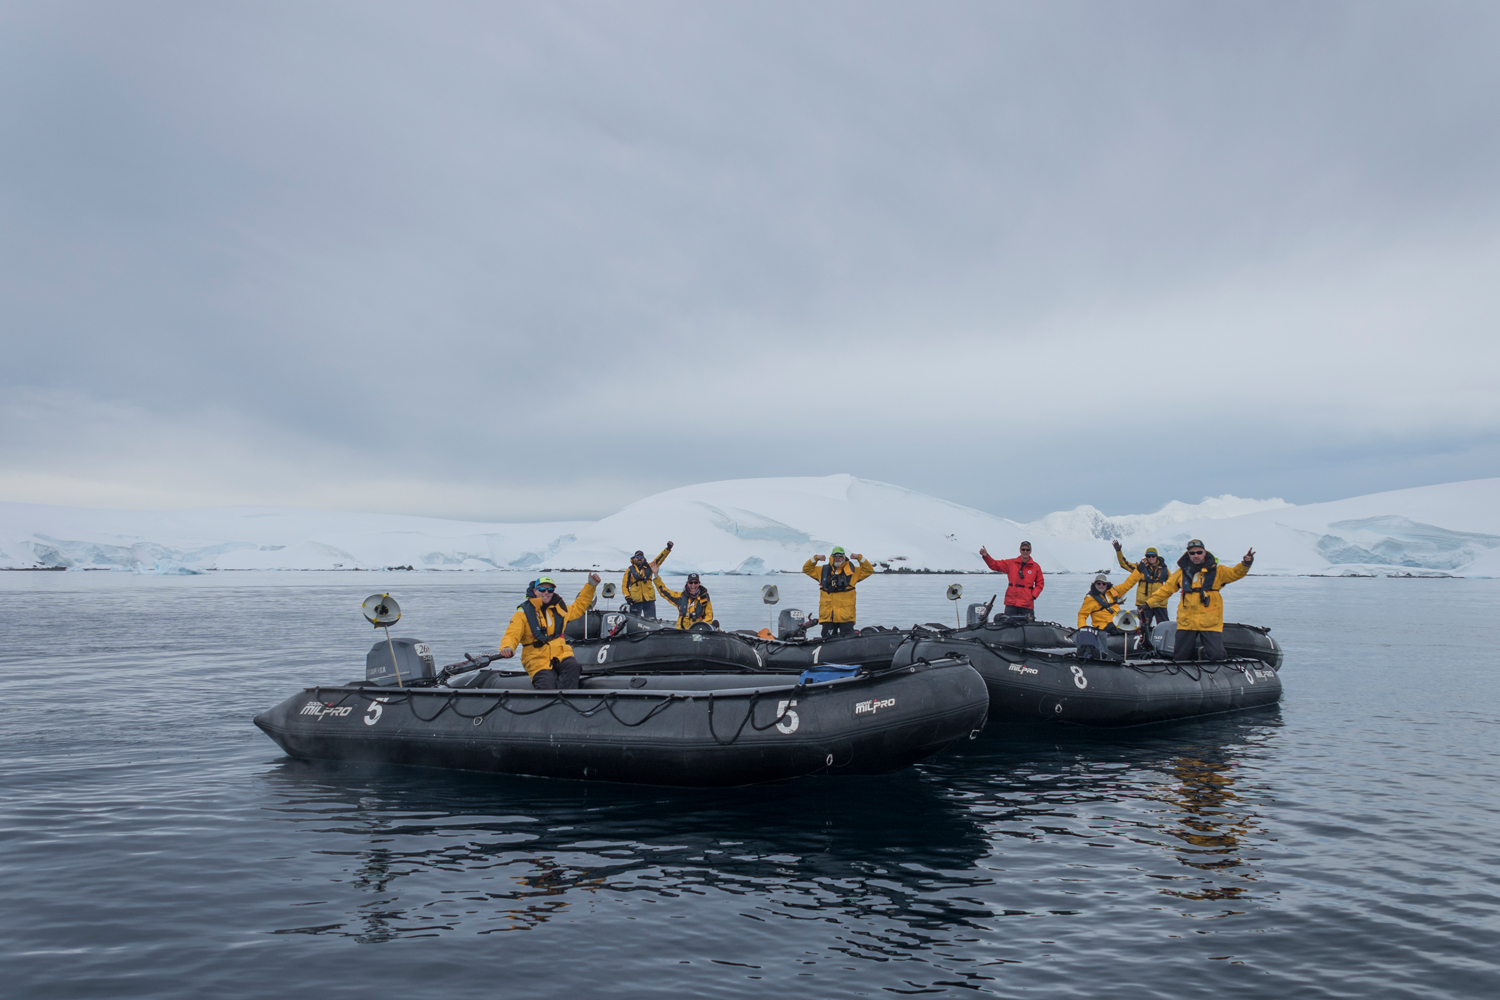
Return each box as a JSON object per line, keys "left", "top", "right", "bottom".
{"left": 979, "top": 541, "right": 1045, "bottom": 619}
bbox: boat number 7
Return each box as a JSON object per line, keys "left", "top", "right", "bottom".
{"left": 597, "top": 644, "right": 610, "bottom": 664}
{"left": 775, "top": 699, "right": 800, "bottom": 734}
{"left": 1070, "top": 665, "right": 1088, "bottom": 690}
{"left": 363, "top": 697, "right": 389, "bottom": 726}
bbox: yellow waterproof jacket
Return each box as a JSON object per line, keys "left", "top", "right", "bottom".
{"left": 1115, "top": 549, "right": 1172, "bottom": 606}
{"left": 1147, "top": 559, "right": 1249, "bottom": 632}
{"left": 802, "top": 557, "right": 875, "bottom": 623}
{"left": 655, "top": 577, "right": 714, "bottom": 629}
{"left": 622, "top": 546, "right": 672, "bottom": 603}
{"left": 499, "top": 582, "right": 597, "bottom": 677}
{"left": 1078, "top": 570, "right": 1142, "bottom": 628}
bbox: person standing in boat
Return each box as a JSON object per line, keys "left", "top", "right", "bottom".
{"left": 655, "top": 572, "right": 715, "bottom": 629}
{"left": 978, "top": 541, "right": 1045, "bottom": 619}
{"left": 803, "top": 548, "right": 875, "bottom": 638}
{"left": 1112, "top": 541, "right": 1172, "bottom": 630}
{"left": 1077, "top": 571, "right": 1142, "bottom": 629}
{"left": 497, "top": 574, "right": 600, "bottom": 689}
{"left": 1146, "top": 540, "right": 1255, "bottom": 661}
{"left": 622, "top": 542, "right": 672, "bottom": 618}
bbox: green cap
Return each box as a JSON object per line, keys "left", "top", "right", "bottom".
{"left": 537, "top": 576, "right": 556, "bottom": 585}
{"left": 831, "top": 546, "right": 846, "bottom": 555}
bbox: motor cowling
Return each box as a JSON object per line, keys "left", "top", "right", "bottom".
{"left": 966, "top": 603, "right": 992, "bottom": 626}
{"left": 367, "top": 637, "right": 436, "bottom": 686}
{"left": 777, "top": 608, "right": 810, "bottom": 639}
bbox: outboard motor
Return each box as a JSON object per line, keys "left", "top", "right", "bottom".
{"left": 778, "top": 608, "right": 810, "bottom": 639}
{"left": 966, "top": 602, "right": 993, "bottom": 626}
{"left": 366, "top": 638, "right": 436, "bottom": 686}
{"left": 1150, "top": 621, "right": 1176, "bottom": 655}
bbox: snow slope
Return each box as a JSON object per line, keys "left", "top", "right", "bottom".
{"left": 1, "top": 475, "right": 1497, "bottom": 577}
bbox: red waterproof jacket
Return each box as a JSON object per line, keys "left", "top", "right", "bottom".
{"left": 982, "top": 554, "right": 1045, "bottom": 609}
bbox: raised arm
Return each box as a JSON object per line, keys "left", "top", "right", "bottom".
{"left": 802, "top": 558, "right": 822, "bottom": 581}
{"left": 654, "top": 576, "right": 682, "bottom": 604}
{"left": 564, "top": 577, "right": 600, "bottom": 622}
{"left": 1114, "top": 546, "right": 1136, "bottom": 573}
{"left": 1109, "top": 569, "right": 1142, "bottom": 601}
{"left": 852, "top": 557, "right": 875, "bottom": 584}
{"left": 654, "top": 543, "right": 672, "bottom": 568}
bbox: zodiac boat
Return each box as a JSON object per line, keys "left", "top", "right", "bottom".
{"left": 892, "top": 618, "right": 1283, "bottom": 727}
{"left": 253, "top": 636, "right": 990, "bottom": 787}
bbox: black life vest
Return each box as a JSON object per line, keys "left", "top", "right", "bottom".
{"left": 1088, "top": 585, "right": 1121, "bottom": 616}
{"left": 626, "top": 562, "right": 654, "bottom": 587}
{"left": 1137, "top": 560, "right": 1170, "bottom": 586}
{"left": 673, "top": 587, "right": 710, "bottom": 622}
{"left": 1176, "top": 553, "right": 1219, "bottom": 606}
{"left": 821, "top": 562, "right": 854, "bottom": 593}
{"left": 519, "top": 597, "right": 567, "bottom": 647}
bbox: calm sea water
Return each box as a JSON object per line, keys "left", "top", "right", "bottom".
{"left": 1, "top": 571, "right": 1496, "bottom": 999}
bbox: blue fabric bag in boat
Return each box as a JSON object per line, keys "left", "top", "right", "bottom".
{"left": 798, "top": 663, "right": 861, "bottom": 685}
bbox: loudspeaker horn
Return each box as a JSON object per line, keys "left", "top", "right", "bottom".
{"left": 946, "top": 583, "right": 963, "bottom": 601}
{"left": 761, "top": 584, "right": 780, "bottom": 605}
{"left": 600, "top": 582, "right": 617, "bottom": 599}
{"left": 362, "top": 593, "right": 401, "bottom": 628}
{"left": 1113, "top": 608, "right": 1141, "bottom": 631}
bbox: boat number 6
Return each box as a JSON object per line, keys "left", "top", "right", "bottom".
{"left": 775, "top": 699, "right": 800, "bottom": 735}
{"left": 363, "top": 697, "right": 388, "bottom": 726}
{"left": 597, "top": 644, "right": 610, "bottom": 664}
{"left": 1070, "top": 665, "right": 1088, "bottom": 690}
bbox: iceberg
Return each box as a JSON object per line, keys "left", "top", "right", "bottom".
{"left": 1, "top": 475, "right": 1497, "bottom": 577}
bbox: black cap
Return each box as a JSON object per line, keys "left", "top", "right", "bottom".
{"left": 687, "top": 573, "right": 701, "bottom": 584}
{"left": 632, "top": 550, "right": 645, "bottom": 559}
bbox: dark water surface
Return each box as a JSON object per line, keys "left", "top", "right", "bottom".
{"left": 1, "top": 572, "right": 1496, "bottom": 999}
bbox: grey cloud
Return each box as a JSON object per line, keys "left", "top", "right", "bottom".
{"left": 3, "top": 1, "right": 1499, "bottom": 521}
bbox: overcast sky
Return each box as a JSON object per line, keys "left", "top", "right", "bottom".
{"left": 3, "top": 1, "right": 1498, "bottom": 522}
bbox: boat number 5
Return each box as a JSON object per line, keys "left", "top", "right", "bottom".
{"left": 1070, "top": 665, "right": 1088, "bottom": 690}
{"left": 363, "top": 697, "right": 389, "bottom": 726}
{"left": 597, "top": 644, "right": 610, "bottom": 664}
{"left": 775, "top": 699, "right": 800, "bottom": 735}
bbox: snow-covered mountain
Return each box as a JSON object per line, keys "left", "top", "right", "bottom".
{"left": 1, "top": 474, "right": 1497, "bottom": 577}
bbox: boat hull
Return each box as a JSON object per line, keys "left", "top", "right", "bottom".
{"left": 894, "top": 636, "right": 1281, "bottom": 727}
{"left": 254, "top": 659, "right": 989, "bottom": 786}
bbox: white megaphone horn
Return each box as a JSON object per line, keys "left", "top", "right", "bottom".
{"left": 1113, "top": 608, "right": 1140, "bottom": 631}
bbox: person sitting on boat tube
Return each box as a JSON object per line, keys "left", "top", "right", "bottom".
{"left": 622, "top": 542, "right": 672, "bottom": 618}
{"left": 655, "top": 572, "right": 715, "bottom": 630}
{"left": 803, "top": 548, "right": 875, "bottom": 638}
{"left": 1112, "top": 541, "right": 1171, "bottom": 629}
{"left": 497, "top": 574, "right": 600, "bottom": 689}
{"left": 978, "top": 541, "right": 1045, "bottom": 619}
{"left": 1145, "top": 540, "right": 1255, "bottom": 661}
{"left": 1077, "top": 571, "right": 1142, "bottom": 630}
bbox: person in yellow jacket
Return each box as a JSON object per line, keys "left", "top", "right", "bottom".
{"left": 622, "top": 542, "right": 673, "bottom": 618}
{"left": 802, "top": 547, "right": 875, "bottom": 638}
{"left": 497, "top": 574, "right": 600, "bottom": 689}
{"left": 1146, "top": 540, "right": 1255, "bottom": 661}
{"left": 1112, "top": 540, "right": 1172, "bottom": 630}
{"left": 655, "top": 572, "right": 714, "bottom": 629}
{"left": 1077, "top": 571, "right": 1142, "bottom": 629}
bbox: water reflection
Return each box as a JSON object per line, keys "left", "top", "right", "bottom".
{"left": 256, "top": 762, "right": 992, "bottom": 942}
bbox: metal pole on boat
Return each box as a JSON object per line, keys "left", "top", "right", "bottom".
{"left": 946, "top": 583, "right": 963, "bottom": 627}
{"left": 384, "top": 625, "right": 404, "bottom": 687}
{"left": 762, "top": 584, "right": 780, "bottom": 634}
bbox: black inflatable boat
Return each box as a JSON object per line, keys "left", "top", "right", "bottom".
{"left": 745, "top": 625, "right": 915, "bottom": 673}
{"left": 570, "top": 626, "right": 768, "bottom": 674}
{"left": 255, "top": 656, "right": 988, "bottom": 787}
{"left": 893, "top": 630, "right": 1281, "bottom": 727}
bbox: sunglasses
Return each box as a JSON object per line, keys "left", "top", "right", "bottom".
{"left": 535, "top": 585, "right": 555, "bottom": 593}
{"left": 1187, "top": 550, "right": 1205, "bottom": 556}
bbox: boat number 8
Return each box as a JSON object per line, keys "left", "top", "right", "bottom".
{"left": 775, "top": 699, "right": 800, "bottom": 735}
{"left": 597, "top": 645, "right": 610, "bottom": 664}
{"left": 1070, "top": 665, "right": 1088, "bottom": 690}
{"left": 363, "top": 697, "right": 388, "bottom": 726}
